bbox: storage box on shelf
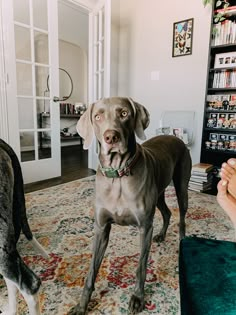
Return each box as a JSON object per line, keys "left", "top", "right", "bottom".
{"left": 200, "top": 0, "right": 236, "bottom": 194}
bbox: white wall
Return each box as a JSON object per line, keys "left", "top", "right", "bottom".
{"left": 110, "top": 0, "right": 120, "bottom": 96}
{"left": 117, "top": 0, "right": 212, "bottom": 164}
{"left": 58, "top": 1, "right": 88, "bottom": 53}
{"left": 59, "top": 40, "right": 87, "bottom": 104}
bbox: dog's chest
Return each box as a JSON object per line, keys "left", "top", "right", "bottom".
{"left": 96, "top": 177, "right": 146, "bottom": 226}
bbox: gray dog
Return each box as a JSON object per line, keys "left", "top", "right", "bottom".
{"left": 70, "top": 97, "right": 192, "bottom": 314}
{"left": 0, "top": 139, "right": 48, "bottom": 315}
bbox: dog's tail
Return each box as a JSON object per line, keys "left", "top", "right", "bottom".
{"left": 30, "top": 236, "right": 49, "bottom": 259}
{"left": 0, "top": 139, "right": 49, "bottom": 259}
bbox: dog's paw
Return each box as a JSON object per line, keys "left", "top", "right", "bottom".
{"left": 153, "top": 233, "right": 165, "bottom": 243}
{"left": 128, "top": 294, "right": 144, "bottom": 314}
{"left": 0, "top": 304, "right": 17, "bottom": 315}
{"left": 68, "top": 304, "right": 86, "bottom": 315}
{"left": 0, "top": 310, "right": 17, "bottom": 315}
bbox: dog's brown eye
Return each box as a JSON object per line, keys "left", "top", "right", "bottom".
{"left": 95, "top": 115, "right": 100, "bottom": 121}
{"left": 121, "top": 111, "right": 128, "bottom": 118}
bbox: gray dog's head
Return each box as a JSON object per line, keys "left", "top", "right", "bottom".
{"left": 77, "top": 97, "right": 150, "bottom": 155}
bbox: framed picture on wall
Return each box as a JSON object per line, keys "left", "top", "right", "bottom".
{"left": 172, "top": 18, "right": 194, "bottom": 57}
{"left": 214, "top": 51, "right": 236, "bottom": 68}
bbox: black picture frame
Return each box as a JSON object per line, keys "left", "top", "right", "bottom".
{"left": 172, "top": 18, "right": 194, "bottom": 57}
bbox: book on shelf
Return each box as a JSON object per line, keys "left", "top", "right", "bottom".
{"left": 188, "top": 179, "right": 213, "bottom": 192}
{"left": 189, "top": 163, "right": 215, "bottom": 192}
{"left": 190, "top": 174, "right": 213, "bottom": 183}
{"left": 189, "top": 181, "right": 212, "bottom": 189}
{"left": 191, "top": 163, "right": 214, "bottom": 173}
{"left": 212, "top": 70, "right": 236, "bottom": 89}
{"left": 212, "top": 18, "right": 236, "bottom": 46}
{"left": 191, "top": 171, "right": 213, "bottom": 178}
{"left": 188, "top": 186, "right": 212, "bottom": 193}
{"left": 214, "top": 5, "right": 236, "bottom": 14}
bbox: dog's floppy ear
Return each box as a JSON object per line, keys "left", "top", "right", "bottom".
{"left": 128, "top": 98, "right": 150, "bottom": 140}
{"left": 76, "top": 103, "right": 94, "bottom": 149}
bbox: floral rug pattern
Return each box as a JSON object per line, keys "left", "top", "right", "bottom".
{"left": 0, "top": 176, "right": 235, "bottom": 314}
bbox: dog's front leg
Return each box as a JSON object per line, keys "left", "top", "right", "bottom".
{"left": 69, "top": 223, "right": 111, "bottom": 315}
{"left": 2, "top": 277, "right": 18, "bottom": 315}
{"left": 129, "top": 224, "right": 153, "bottom": 314}
{"left": 21, "top": 290, "right": 41, "bottom": 315}
{"left": 2, "top": 278, "right": 40, "bottom": 315}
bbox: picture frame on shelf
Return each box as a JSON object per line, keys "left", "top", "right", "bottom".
{"left": 172, "top": 18, "right": 194, "bottom": 57}
{"left": 214, "top": 51, "right": 236, "bottom": 69}
{"left": 156, "top": 127, "right": 171, "bottom": 135}
{"left": 172, "top": 127, "right": 184, "bottom": 139}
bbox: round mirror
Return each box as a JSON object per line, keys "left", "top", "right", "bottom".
{"left": 47, "top": 68, "right": 73, "bottom": 102}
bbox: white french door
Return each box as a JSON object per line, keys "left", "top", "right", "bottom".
{"left": 2, "top": 0, "right": 60, "bottom": 184}
{"left": 88, "top": 0, "right": 111, "bottom": 170}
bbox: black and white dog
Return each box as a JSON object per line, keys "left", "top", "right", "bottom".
{"left": 0, "top": 139, "right": 48, "bottom": 315}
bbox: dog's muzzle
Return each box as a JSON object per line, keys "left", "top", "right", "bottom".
{"left": 103, "top": 130, "right": 120, "bottom": 144}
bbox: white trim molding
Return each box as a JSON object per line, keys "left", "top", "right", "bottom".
{"left": 0, "top": 2, "right": 9, "bottom": 142}
{"left": 59, "top": 0, "right": 90, "bottom": 13}
{"left": 66, "top": 0, "right": 96, "bottom": 11}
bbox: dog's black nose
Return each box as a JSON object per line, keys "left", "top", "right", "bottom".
{"left": 103, "top": 130, "right": 120, "bottom": 144}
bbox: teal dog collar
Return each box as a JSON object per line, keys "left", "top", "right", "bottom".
{"left": 100, "top": 152, "right": 140, "bottom": 178}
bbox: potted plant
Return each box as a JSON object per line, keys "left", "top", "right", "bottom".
{"left": 203, "top": 0, "right": 231, "bottom": 23}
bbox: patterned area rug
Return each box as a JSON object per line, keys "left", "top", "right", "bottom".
{"left": 0, "top": 176, "right": 235, "bottom": 314}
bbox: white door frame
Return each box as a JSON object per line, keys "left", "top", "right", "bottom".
{"left": 1, "top": 0, "right": 61, "bottom": 184}
{"left": 0, "top": 2, "right": 9, "bottom": 143}
{"left": 88, "top": 0, "right": 111, "bottom": 170}
{"left": 0, "top": 0, "right": 111, "bottom": 179}
{"left": 0, "top": 1, "right": 18, "bottom": 148}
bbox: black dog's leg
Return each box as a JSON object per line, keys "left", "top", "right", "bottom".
{"left": 173, "top": 180, "right": 189, "bottom": 240}
{"left": 129, "top": 224, "right": 153, "bottom": 314}
{"left": 69, "top": 223, "right": 111, "bottom": 315}
{"left": 173, "top": 151, "right": 191, "bottom": 240}
{"left": 153, "top": 192, "right": 171, "bottom": 243}
{"left": 1, "top": 250, "right": 41, "bottom": 315}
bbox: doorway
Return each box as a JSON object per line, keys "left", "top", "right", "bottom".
{"left": 22, "top": 0, "right": 91, "bottom": 187}
{"left": 18, "top": 0, "right": 91, "bottom": 187}
{"left": 1, "top": 0, "right": 112, "bottom": 184}
{"left": 58, "top": 1, "right": 90, "bottom": 182}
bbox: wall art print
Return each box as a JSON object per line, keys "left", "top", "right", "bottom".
{"left": 172, "top": 18, "right": 194, "bottom": 57}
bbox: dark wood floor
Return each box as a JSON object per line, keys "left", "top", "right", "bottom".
{"left": 24, "top": 145, "right": 96, "bottom": 193}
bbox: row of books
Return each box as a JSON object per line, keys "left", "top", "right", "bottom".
{"left": 212, "top": 19, "right": 236, "bottom": 46}
{"left": 212, "top": 70, "right": 236, "bottom": 88}
{"left": 188, "top": 163, "right": 214, "bottom": 193}
{"left": 60, "top": 103, "right": 80, "bottom": 115}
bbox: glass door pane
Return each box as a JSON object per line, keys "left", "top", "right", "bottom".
{"left": 88, "top": 0, "right": 111, "bottom": 170}
{"left": 14, "top": 0, "right": 51, "bottom": 162}
{"left": 92, "top": 5, "right": 107, "bottom": 102}
{"left": 9, "top": 0, "right": 61, "bottom": 183}
{"left": 13, "top": 0, "right": 30, "bottom": 24}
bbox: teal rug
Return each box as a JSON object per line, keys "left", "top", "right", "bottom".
{"left": 179, "top": 237, "right": 236, "bottom": 315}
